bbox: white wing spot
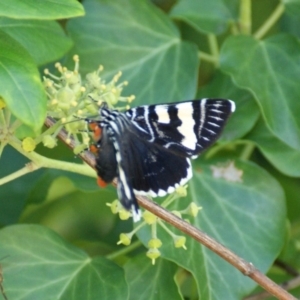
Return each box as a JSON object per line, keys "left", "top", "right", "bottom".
{"left": 208, "top": 122, "right": 220, "bottom": 127}
{"left": 155, "top": 105, "right": 170, "bottom": 124}
{"left": 176, "top": 102, "right": 197, "bottom": 150}
{"left": 204, "top": 127, "right": 216, "bottom": 135}
{"left": 228, "top": 100, "right": 236, "bottom": 112}
{"left": 211, "top": 109, "right": 224, "bottom": 114}
{"left": 209, "top": 116, "right": 223, "bottom": 121}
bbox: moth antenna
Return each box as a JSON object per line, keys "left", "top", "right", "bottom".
{"left": 87, "top": 94, "right": 108, "bottom": 109}
{"left": 60, "top": 116, "right": 85, "bottom": 126}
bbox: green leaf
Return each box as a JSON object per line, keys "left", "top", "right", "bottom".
{"left": 0, "top": 0, "right": 84, "bottom": 20}
{"left": 66, "top": 0, "right": 198, "bottom": 106}
{"left": 246, "top": 118, "right": 300, "bottom": 177}
{"left": 138, "top": 159, "right": 286, "bottom": 299}
{"left": 281, "top": 11, "right": 300, "bottom": 39}
{"left": 0, "top": 146, "right": 44, "bottom": 225}
{"left": 0, "top": 225, "right": 128, "bottom": 300}
{"left": 26, "top": 169, "right": 99, "bottom": 205}
{"left": 170, "top": 0, "right": 238, "bottom": 34}
{"left": 220, "top": 34, "right": 300, "bottom": 150}
{"left": 283, "top": 0, "right": 300, "bottom": 17}
{"left": 124, "top": 255, "right": 182, "bottom": 300}
{"left": 0, "top": 18, "right": 73, "bottom": 65}
{"left": 21, "top": 179, "right": 116, "bottom": 242}
{"left": 0, "top": 30, "right": 46, "bottom": 130}
{"left": 197, "top": 71, "right": 260, "bottom": 141}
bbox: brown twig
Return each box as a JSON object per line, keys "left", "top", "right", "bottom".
{"left": 244, "top": 275, "right": 300, "bottom": 300}
{"left": 45, "top": 116, "right": 297, "bottom": 300}
{"left": 244, "top": 262, "right": 300, "bottom": 300}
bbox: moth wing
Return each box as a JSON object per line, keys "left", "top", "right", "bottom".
{"left": 126, "top": 99, "right": 235, "bottom": 157}
{"left": 116, "top": 130, "right": 192, "bottom": 198}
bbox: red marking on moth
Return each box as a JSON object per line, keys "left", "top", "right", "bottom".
{"left": 97, "top": 176, "right": 107, "bottom": 188}
{"left": 89, "top": 144, "right": 98, "bottom": 154}
{"left": 89, "top": 122, "right": 102, "bottom": 141}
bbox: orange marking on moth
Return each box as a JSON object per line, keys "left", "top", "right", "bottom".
{"left": 89, "top": 144, "right": 98, "bottom": 154}
{"left": 97, "top": 176, "right": 107, "bottom": 188}
{"left": 89, "top": 122, "right": 102, "bottom": 141}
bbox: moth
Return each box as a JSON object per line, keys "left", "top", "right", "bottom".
{"left": 88, "top": 99, "right": 235, "bottom": 221}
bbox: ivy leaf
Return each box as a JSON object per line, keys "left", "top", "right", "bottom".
{"left": 0, "top": 0, "right": 84, "bottom": 19}
{"left": 137, "top": 159, "right": 286, "bottom": 299}
{"left": 66, "top": 0, "right": 198, "bottom": 106}
{"left": 0, "top": 31, "right": 46, "bottom": 130}
{"left": 246, "top": 118, "right": 300, "bottom": 177}
{"left": 0, "top": 18, "right": 73, "bottom": 65}
{"left": 0, "top": 225, "right": 128, "bottom": 300}
{"left": 124, "top": 255, "right": 182, "bottom": 300}
{"left": 283, "top": 0, "right": 300, "bottom": 17}
{"left": 170, "top": 0, "right": 238, "bottom": 34}
{"left": 0, "top": 147, "right": 44, "bottom": 225}
{"left": 220, "top": 34, "right": 300, "bottom": 150}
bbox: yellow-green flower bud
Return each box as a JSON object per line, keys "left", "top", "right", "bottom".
{"left": 187, "top": 202, "right": 202, "bottom": 217}
{"left": 174, "top": 236, "right": 187, "bottom": 249}
{"left": 103, "top": 92, "right": 119, "bottom": 106}
{"left": 176, "top": 185, "right": 187, "bottom": 197}
{"left": 64, "top": 70, "right": 80, "bottom": 86}
{"left": 117, "top": 233, "right": 132, "bottom": 246}
{"left": 146, "top": 248, "right": 161, "bottom": 265}
{"left": 42, "top": 135, "right": 57, "bottom": 149}
{"left": 73, "top": 144, "right": 87, "bottom": 155}
{"left": 148, "top": 238, "right": 162, "bottom": 249}
{"left": 86, "top": 72, "right": 101, "bottom": 89}
{"left": 143, "top": 211, "right": 157, "bottom": 224}
{"left": 22, "top": 137, "right": 36, "bottom": 152}
{"left": 119, "top": 209, "right": 131, "bottom": 220}
{"left": 106, "top": 200, "right": 120, "bottom": 214}
{"left": 64, "top": 119, "right": 85, "bottom": 134}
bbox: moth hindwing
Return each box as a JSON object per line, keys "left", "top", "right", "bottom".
{"left": 91, "top": 99, "right": 235, "bottom": 221}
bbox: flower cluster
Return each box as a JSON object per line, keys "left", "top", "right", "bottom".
{"left": 108, "top": 185, "right": 202, "bottom": 264}
{"left": 42, "top": 55, "right": 134, "bottom": 152}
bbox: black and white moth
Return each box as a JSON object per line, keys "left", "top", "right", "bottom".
{"left": 88, "top": 99, "right": 235, "bottom": 221}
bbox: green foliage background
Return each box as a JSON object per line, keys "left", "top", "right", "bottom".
{"left": 0, "top": 0, "right": 299, "bottom": 299}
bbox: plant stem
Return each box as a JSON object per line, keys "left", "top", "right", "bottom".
{"left": 158, "top": 220, "right": 176, "bottom": 237}
{"left": 34, "top": 120, "right": 62, "bottom": 144}
{"left": 106, "top": 240, "right": 142, "bottom": 260}
{"left": 0, "top": 162, "right": 41, "bottom": 185}
{"left": 4, "top": 109, "right": 10, "bottom": 126}
{"left": 254, "top": 3, "right": 285, "bottom": 39}
{"left": 6, "top": 139, "right": 95, "bottom": 180}
{"left": 198, "top": 34, "right": 219, "bottom": 66}
{"left": 240, "top": 142, "right": 256, "bottom": 160}
{"left": 239, "top": 0, "right": 252, "bottom": 34}
{"left": 198, "top": 51, "right": 217, "bottom": 64}
{"left": 230, "top": 21, "right": 240, "bottom": 35}
{"left": 208, "top": 34, "right": 219, "bottom": 67}
{"left": 205, "top": 142, "right": 230, "bottom": 159}
{"left": 0, "top": 109, "right": 6, "bottom": 127}
{"left": 9, "top": 119, "right": 22, "bottom": 132}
